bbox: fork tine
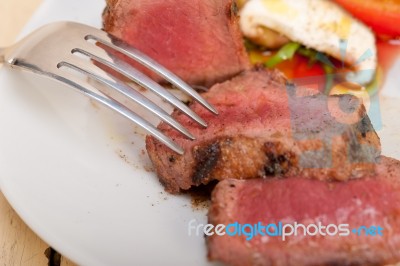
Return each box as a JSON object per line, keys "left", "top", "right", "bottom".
{"left": 58, "top": 59, "right": 195, "bottom": 140}
{"left": 86, "top": 34, "right": 218, "bottom": 115}
{"left": 53, "top": 70, "right": 184, "bottom": 154}
{"left": 72, "top": 45, "right": 207, "bottom": 128}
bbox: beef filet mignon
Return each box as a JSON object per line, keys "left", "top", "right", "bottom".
{"left": 146, "top": 69, "right": 381, "bottom": 193}
{"left": 207, "top": 156, "right": 400, "bottom": 266}
{"left": 103, "top": 0, "right": 250, "bottom": 87}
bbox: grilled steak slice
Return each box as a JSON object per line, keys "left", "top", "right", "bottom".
{"left": 102, "top": 0, "right": 250, "bottom": 87}
{"left": 146, "top": 69, "right": 380, "bottom": 193}
{"left": 207, "top": 156, "right": 400, "bottom": 266}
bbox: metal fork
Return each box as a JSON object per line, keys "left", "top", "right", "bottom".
{"left": 0, "top": 21, "right": 218, "bottom": 154}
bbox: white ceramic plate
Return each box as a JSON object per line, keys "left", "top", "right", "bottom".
{"left": 0, "top": 0, "right": 399, "bottom": 265}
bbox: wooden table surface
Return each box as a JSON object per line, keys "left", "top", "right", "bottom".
{"left": 0, "top": 1, "right": 76, "bottom": 265}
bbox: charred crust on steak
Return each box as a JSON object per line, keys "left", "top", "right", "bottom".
{"left": 347, "top": 129, "right": 379, "bottom": 164}
{"left": 192, "top": 141, "right": 222, "bottom": 185}
{"left": 226, "top": 1, "right": 239, "bottom": 20}
{"left": 168, "top": 155, "right": 176, "bottom": 163}
{"left": 102, "top": 0, "right": 118, "bottom": 31}
{"left": 263, "top": 141, "right": 297, "bottom": 176}
{"left": 357, "top": 115, "right": 375, "bottom": 139}
{"left": 191, "top": 136, "right": 299, "bottom": 184}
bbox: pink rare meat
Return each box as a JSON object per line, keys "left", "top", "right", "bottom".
{"left": 207, "top": 156, "right": 400, "bottom": 266}
{"left": 103, "top": 0, "right": 250, "bottom": 87}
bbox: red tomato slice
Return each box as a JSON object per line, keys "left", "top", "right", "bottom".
{"left": 291, "top": 55, "right": 325, "bottom": 79}
{"left": 249, "top": 50, "right": 327, "bottom": 92}
{"left": 249, "top": 51, "right": 324, "bottom": 79}
{"left": 333, "top": 0, "right": 400, "bottom": 39}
